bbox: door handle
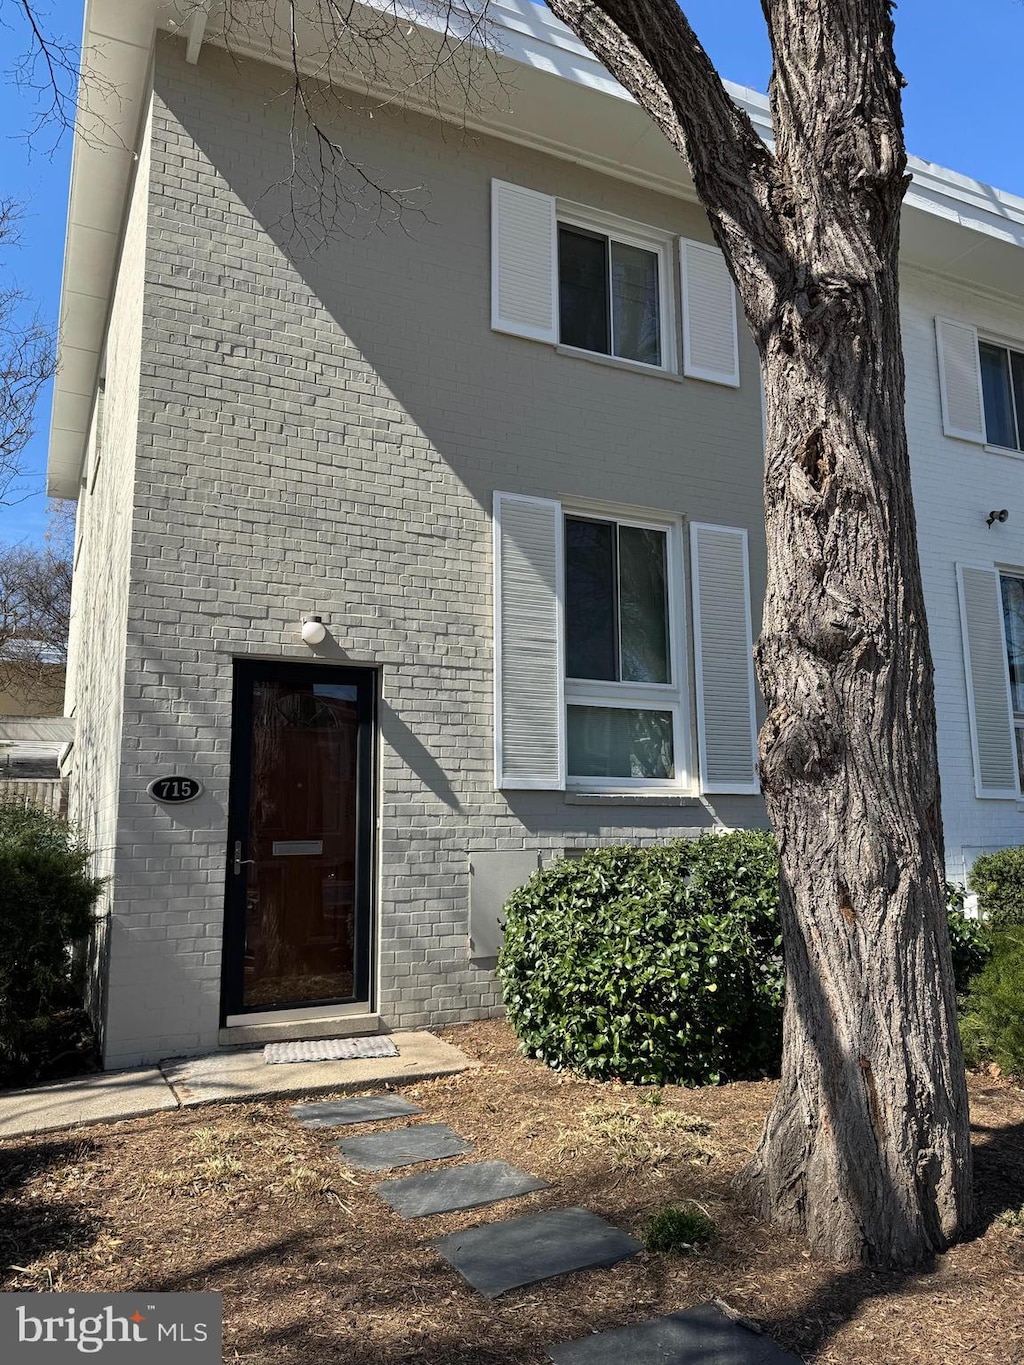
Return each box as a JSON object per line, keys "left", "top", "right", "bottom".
{"left": 233, "top": 841, "right": 256, "bottom": 875}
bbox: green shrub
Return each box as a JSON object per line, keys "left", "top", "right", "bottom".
{"left": 960, "top": 928, "right": 1024, "bottom": 1079}
{"left": 968, "top": 847, "right": 1024, "bottom": 925}
{"left": 498, "top": 832, "right": 784, "bottom": 1086}
{"left": 500, "top": 832, "right": 980, "bottom": 1087}
{"left": 945, "top": 892, "right": 993, "bottom": 995}
{"left": 0, "top": 802, "right": 103, "bottom": 1083}
{"left": 643, "top": 1203, "right": 715, "bottom": 1254}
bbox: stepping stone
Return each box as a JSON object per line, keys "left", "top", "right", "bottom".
{"left": 375, "top": 1160, "right": 548, "bottom": 1218}
{"left": 546, "top": 1302, "right": 803, "bottom": 1364}
{"left": 290, "top": 1096, "right": 422, "bottom": 1128}
{"left": 335, "top": 1122, "right": 472, "bottom": 1171}
{"left": 433, "top": 1206, "right": 641, "bottom": 1298}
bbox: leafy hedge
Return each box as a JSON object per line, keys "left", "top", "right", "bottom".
{"left": 960, "top": 928, "right": 1024, "bottom": 1079}
{"left": 498, "top": 832, "right": 783, "bottom": 1086}
{"left": 968, "top": 847, "right": 1024, "bottom": 925}
{"left": 945, "top": 885, "right": 993, "bottom": 994}
{"left": 0, "top": 802, "right": 103, "bottom": 1087}
{"left": 500, "top": 833, "right": 991, "bottom": 1087}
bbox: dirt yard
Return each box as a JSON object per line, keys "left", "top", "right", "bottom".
{"left": 2, "top": 1020, "right": 1022, "bottom": 1364}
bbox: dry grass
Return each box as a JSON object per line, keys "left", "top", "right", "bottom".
{"left": 1, "top": 1019, "right": 1023, "bottom": 1364}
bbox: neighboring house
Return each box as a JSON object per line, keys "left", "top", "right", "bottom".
{"left": 52, "top": 0, "right": 1024, "bottom": 1068}
{"left": 0, "top": 663, "right": 66, "bottom": 721}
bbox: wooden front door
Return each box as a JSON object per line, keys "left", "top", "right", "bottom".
{"left": 222, "top": 660, "right": 375, "bottom": 1018}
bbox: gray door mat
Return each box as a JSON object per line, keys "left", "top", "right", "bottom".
{"left": 546, "top": 1303, "right": 804, "bottom": 1364}
{"left": 336, "top": 1122, "right": 473, "bottom": 1171}
{"left": 264, "top": 1037, "right": 398, "bottom": 1064}
{"left": 432, "top": 1206, "right": 642, "bottom": 1299}
{"left": 374, "top": 1159, "right": 548, "bottom": 1218}
{"left": 290, "top": 1096, "right": 422, "bottom": 1127}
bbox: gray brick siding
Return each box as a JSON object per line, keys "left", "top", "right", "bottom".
{"left": 68, "top": 36, "right": 769, "bottom": 1067}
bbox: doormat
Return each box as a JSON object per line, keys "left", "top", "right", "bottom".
{"left": 264, "top": 1037, "right": 399, "bottom": 1064}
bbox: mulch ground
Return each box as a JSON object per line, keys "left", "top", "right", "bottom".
{"left": 1, "top": 1019, "right": 1023, "bottom": 1364}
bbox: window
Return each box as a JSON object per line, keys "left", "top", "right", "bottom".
{"left": 563, "top": 512, "right": 682, "bottom": 787}
{"left": 558, "top": 225, "right": 663, "bottom": 367}
{"left": 493, "top": 492, "right": 759, "bottom": 796}
{"left": 492, "top": 180, "right": 740, "bottom": 385}
{"left": 1001, "top": 573, "right": 1024, "bottom": 786}
{"left": 981, "top": 342, "right": 1024, "bottom": 451}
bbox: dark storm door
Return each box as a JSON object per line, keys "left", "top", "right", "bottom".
{"left": 222, "top": 660, "right": 376, "bottom": 1018}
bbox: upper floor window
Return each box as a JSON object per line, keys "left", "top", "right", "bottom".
{"left": 557, "top": 224, "right": 664, "bottom": 368}
{"left": 491, "top": 180, "right": 740, "bottom": 387}
{"left": 980, "top": 342, "right": 1024, "bottom": 451}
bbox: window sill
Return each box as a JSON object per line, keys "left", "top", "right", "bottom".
{"left": 564, "top": 792, "right": 701, "bottom": 806}
{"left": 555, "top": 344, "right": 683, "bottom": 383}
{"left": 984, "top": 443, "right": 1024, "bottom": 462}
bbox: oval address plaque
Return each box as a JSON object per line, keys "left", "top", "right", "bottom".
{"left": 148, "top": 776, "right": 203, "bottom": 804}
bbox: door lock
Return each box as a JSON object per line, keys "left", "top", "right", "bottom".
{"left": 233, "top": 841, "right": 256, "bottom": 875}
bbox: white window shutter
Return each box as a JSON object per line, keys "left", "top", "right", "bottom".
{"left": 956, "top": 563, "right": 1020, "bottom": 799}
{"left": 680, "top": 239, "right": 740, "bottom": 387}
{"left": 491, "top": 181, "right": 558, "bottom": 343}
{"left": 493, "top": 492, "right": 565, "bottom": 789}
{"left": 690, "top": 523, "right": 759, "bottom": 794}
{"left": 936, "top": 317, "right": 986, "bottom": 443}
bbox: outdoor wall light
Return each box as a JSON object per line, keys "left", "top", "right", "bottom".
{"left": 301, "top": 615, "right": 327, "bottom": 646}
{"left": 987, "top": 509, "right": 1010, "bottom": 528}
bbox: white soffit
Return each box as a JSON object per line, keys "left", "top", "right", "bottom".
{"left": 49, "top": 0, "right": 1024, "bottom": 497}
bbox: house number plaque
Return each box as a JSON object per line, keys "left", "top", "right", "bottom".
{"left": 147, "top": 776, "right": 203, "bottom": 804}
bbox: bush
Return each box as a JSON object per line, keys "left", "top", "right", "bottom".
{"left": 968, "top": 847, "right": 1024, "bottom": 925}
{"left": 500, "top": 833, "right": 983, "bottom": 1088}
{"left": 945, "top": 890, "right": 993, "bottom": 995}
{"left": 498, "top": 832, "right": 784, "bottom": 1086}
{"left": 0, "top": 802, "right": 103, "bottom": 1085}
{"left": 960, "top": 928, "right": 1024, "bottom": 1079}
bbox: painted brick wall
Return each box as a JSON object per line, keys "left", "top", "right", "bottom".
{"left": 901, "top": 268, "right": 1024, "bottom": 882}
{"left": 83, "top": 37, "right": 772, "bottom": 1067}
{"left": 64, "top": 102, "right": 153, "bottom": 1047}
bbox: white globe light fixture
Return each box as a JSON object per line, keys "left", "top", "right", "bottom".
{"left": 301, "top": 615, "right": 327, "bottom": 646}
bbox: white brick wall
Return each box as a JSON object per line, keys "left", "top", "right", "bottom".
{"left": 902, "top": 268, "right": 1024, "bottom": 881}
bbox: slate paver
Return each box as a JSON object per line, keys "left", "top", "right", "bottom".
{"left": 290, "top": 1096, "right": 422, "bottom": 1128}
{"left": 374, "top": 1159, "right": 548, "bottom": 1218}
{"left": 546, "top": 1303, "right": 804, "bottom": 1364}
{"left": 335, "top": 1122, "right": 472, "bottom": 1171}
{"left": 432, "top": 1206, "right": 641, "bottom": 1298}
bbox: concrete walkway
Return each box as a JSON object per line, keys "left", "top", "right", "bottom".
{"left": 0, "top": 1031, "right": 476, "bottom": 1140}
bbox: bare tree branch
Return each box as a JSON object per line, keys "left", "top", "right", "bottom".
{"left": 0, "top": 539, "right": 71, "bottom": 704}
{"left": 199, "top": 0, "right": 506, "bottom": 250}
{"left": 545, "top": 0, "right": 787, "bottom": 328}
{"left": 3, "top": 0, "right": 82, "bottom": 152}
{"left": 0, "top": 199, "right": 55, "bottom": 506}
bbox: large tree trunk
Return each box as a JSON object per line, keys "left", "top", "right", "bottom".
{"left": 744, "top": 211, "right": 974, "bottom": 1269}
{"left": 546, "top": 0, "right": 976, "bottom": 1264}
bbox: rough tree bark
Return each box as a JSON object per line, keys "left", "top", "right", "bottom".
{"left": 545, "top": 0, "right": 974, "bottom": 1265}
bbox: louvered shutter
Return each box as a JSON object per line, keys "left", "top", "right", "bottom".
{"left": 680, "top": 239, "right": 740, "bottom": 387}
{"left": 491, "top": 181, "right": 558, "bottom": 343}
{"left": 493, "top": 492, "right": 565, "bottom": 789}
{"left": 956, "top": 563, "right": 1020, "bottom": 798}
{"left": 936, "top": 317, "right": 986, "bottom": 443}
{"left": 690, "top": 523, "right": 759, "bottom": 794}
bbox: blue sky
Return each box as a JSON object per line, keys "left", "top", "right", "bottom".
{"left": 2, "top": 0, "right": 1024, "bottom": 549}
